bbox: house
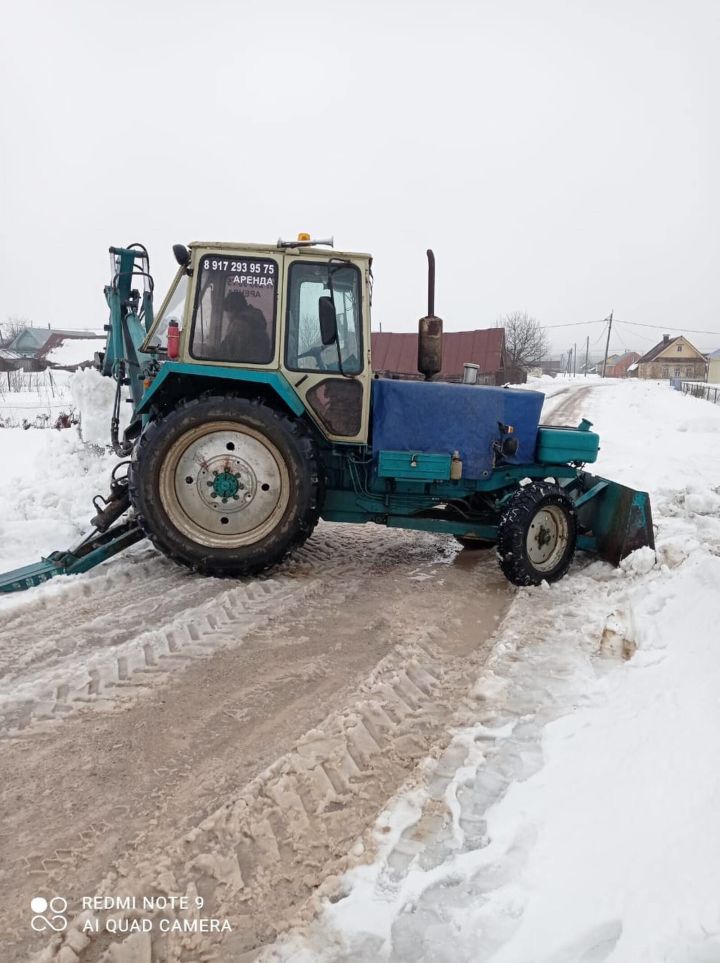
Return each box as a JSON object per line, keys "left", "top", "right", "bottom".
{"left": 371, "top": 328, "right": 510, "bottom": 384}
{"left": 7, "top": 326, "right": 103, "bottom": 360}
{"left": 634, "top": 335, "right": 707, "bottom": 381}
{"left": 0, "top": 348, "right": 26, "bottom": 373}
{"left": 605, "top": 351, "right": 640, "bottom": 378}
{"left": 707, "top": 348, "right": 720, "bottom": 385}
{"left": 540, "top": 357, "right": 565, "bottom": 377}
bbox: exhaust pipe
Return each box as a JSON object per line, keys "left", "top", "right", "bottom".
{"left": 418, "top": 249, "right": 443, "bottom": 381}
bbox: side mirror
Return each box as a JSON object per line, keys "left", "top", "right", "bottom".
{"left": 173, "top": 244, "right": 190, "bottom": 268}
{"left": 318, "top": 296, "right": 338, "bottom": 345}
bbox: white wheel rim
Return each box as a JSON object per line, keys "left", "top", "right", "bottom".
{"left": 159, "top": 421, "right": 290, "bottom": 549}
{"left": 526, "top": 505, "right": 569, "bottom": 572}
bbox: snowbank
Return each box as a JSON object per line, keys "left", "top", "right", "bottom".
{"left": 0, "top": 428, "right": 119, "bottom": 577}
{"left": 0, "top": 369, "right": 122, "bottom": 579}
{"left": 69, "top": 366, "right": 123, "bottom": 446}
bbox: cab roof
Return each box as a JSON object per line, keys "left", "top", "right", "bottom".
{"left": 189, "top": 241, "right": 372, "bottom": 260}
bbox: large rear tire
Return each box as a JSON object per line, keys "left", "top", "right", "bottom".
{"left": 497, "top": 482, "right": 577, "bottom": 586}
{"left": 129, "top": 395, "right": 321, "bottom": 577}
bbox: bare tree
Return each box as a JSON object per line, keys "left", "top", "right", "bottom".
{"left": 0, "top": 315, "right": 30, "bottom": 349}
{"left": 499, "top": 311, "right": 549, "bottom": 370}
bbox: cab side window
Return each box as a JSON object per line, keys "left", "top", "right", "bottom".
{"left": 285, "top": 262, "right": 362, "bottom": 374}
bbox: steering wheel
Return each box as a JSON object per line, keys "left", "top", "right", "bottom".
{"left": 297, "top": 346, "right": 330, "bottom": 371}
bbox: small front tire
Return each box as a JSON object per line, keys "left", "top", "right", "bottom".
{"left": 497, "top": 483, "right": 577, "bottom": 586}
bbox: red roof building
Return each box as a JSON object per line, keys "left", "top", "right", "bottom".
{"left": 605, "top": 351, "right": 640, "bottom": 378}
{"left": 371, "top": 328, "right": 510, "bottom": 384}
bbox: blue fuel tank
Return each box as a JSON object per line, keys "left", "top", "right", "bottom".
{"left": 370, "top": 379, "right": 544, "bottom": 479}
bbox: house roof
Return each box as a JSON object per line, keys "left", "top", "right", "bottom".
{"left": 635, "top": 335, "right": 707, "bottom": 365}
{"left": 371, "top": 329, "right": 505, "bottom": 377}
{"left": 45, "top": 338, "right": 103, "bottom": 367}
{"left": 8, "top": 327, "right": 104, "bottom": 359}
{"left": 708, "top": 348, "right": 720, "bottom": 360}
{"left": 607, "top": 351, "right": 640, "bottom": 366}
{"left": 635, "top": 336, "right": 681, "bottom": 365}
{"left": 13, "top": 326, "right": 101, "bottom": 340}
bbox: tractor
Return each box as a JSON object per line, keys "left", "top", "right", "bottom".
{"left": 0, "top": 236, "right": 654, "bottom": 594}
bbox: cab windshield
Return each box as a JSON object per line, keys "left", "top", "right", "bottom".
{"left": 189, "top": 255, "right": 278, "bottom": 365}
{"left": 142, "top": 269, "right": 189, "bottom": 351}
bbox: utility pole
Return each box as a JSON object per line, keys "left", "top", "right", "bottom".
{"left": 584, "top": 336, "right": 589, "bottom": 378}
{"left": 601, "top": 310, "right": 614, "bottom": 378}
{"left": 573, "top": 342, "right": 577, "bottom": 378}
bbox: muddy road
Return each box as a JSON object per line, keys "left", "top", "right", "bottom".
{"left": 0, "top": 387, "right": 587, "bottom": 962}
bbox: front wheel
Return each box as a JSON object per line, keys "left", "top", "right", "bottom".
{"left": 497, "top": 483, "right": 577, "bottom": 586}
{"left": 129, "top": 395, "right": 321, "bottom": 577}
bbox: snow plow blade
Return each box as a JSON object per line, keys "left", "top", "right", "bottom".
{"left": 571, "top": 472, "right": 655, "bottom": 566}
{"left": 0, "top": 522, "right": 143, "bottom": 594}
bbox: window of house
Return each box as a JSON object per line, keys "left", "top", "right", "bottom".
{"left": 677, "top": 344, "right": 682, "bottom": 352}
{"left": 662, "top": 366, "right": 669, "bottom": 378}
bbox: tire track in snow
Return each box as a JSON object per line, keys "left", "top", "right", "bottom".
{"left": 0, "top": 524, "right": 454, "bottom": 738}
{"left": 36, "top": 629, "right": 504, "bottom": 962}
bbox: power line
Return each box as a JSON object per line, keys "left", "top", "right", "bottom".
{"left": 613, "top": 320, "right": 656, "bottom": 345}
{"left": 592, "top": 321, "right": 609, "bottom": 346}
{"left": 542, "top": 317, "right": 720, "bottom": 338}
{"left": 544, "top": 319, "right": 607, "bottom": 329}
{"left": 615, "top": 319, "right": 720, "bottom": 337}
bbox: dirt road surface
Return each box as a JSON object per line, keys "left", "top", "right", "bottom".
{"left": 1, "top": 387, "right": 588, "bottom": 962}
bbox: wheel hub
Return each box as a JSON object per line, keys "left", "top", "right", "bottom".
{"left": 211, "top": 469, "right": 241, "bottom": 500}
{"left": 526, "top": 506, "right": 568, "bottom": 571}
{"left": 194, "top": 456, "right": 256, "bottom": 511}
{"left": 159, "top": 424, "right": 290, "bottom": 547}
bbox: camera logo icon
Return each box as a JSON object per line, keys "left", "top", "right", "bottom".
{"left": 31, "top": 896, "right": 68, "bottom": 933}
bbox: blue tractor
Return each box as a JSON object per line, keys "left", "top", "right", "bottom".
{"left": 0, "top": 237, "right": 654, "bottom": 593}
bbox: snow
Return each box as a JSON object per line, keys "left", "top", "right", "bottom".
{"left": 0, "top": 369, "right": 120, "bottom": 584}
{"left": 0, "top": 428, "right": 119, "bottom": 579}
{"left": 0, "top": 369, "right": 76, "bottom": 424}
{"left": 70, "top": 365, "right": 129, "bottom": 446}
{"left": 2, "top": 374, "right": 720, "bottom": 960}
{"left": 45, "top": 335, "right": 103, "bottom": 367}
{"left": 267, "top": 378, "right": 720, "bottom": 963}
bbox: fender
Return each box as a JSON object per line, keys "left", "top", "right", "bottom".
{"left": 135, "top": 362, "right": 305, "bottom": 417}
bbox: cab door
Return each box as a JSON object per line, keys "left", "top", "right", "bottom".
{"left": 281, "top": 254, "right": 371, "bottom": 444}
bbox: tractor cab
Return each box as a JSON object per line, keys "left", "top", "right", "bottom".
{"left": 140, "top": 236, "right": 374, "bottom": 445}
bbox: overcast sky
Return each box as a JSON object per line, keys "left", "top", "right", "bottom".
{"left": 1, "top": 0, "right": 718, "bottom": 356}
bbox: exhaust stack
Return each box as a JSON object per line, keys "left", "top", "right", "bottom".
{"left": 418, "top": 249, "right": 443, "bottom": 381}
